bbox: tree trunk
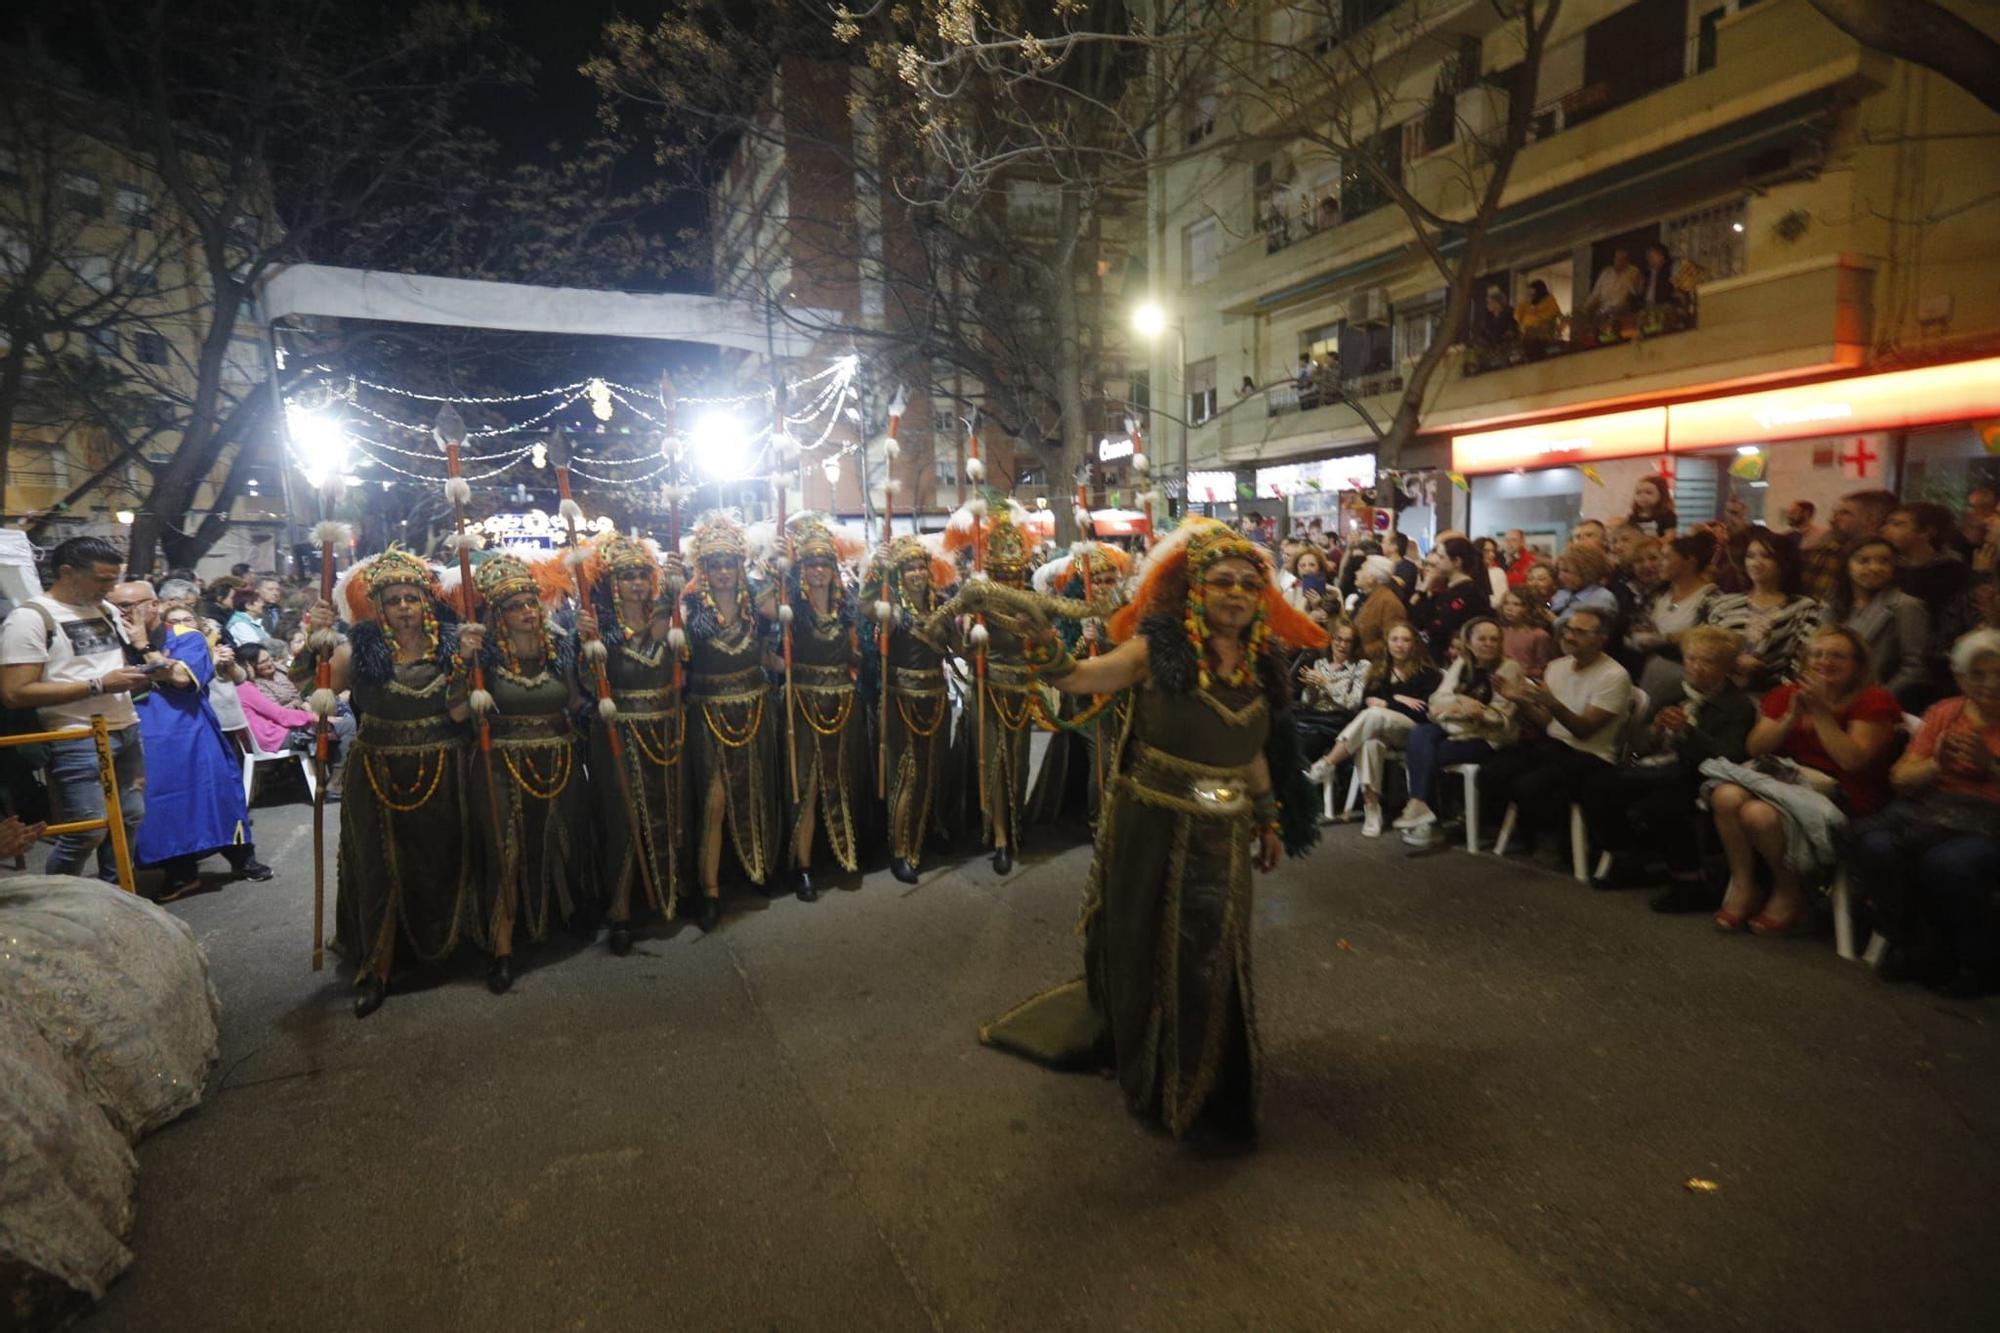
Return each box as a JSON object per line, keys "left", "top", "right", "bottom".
{"left": 127, "top": 285, "right": 248, "bottom": 574}
{"left": 0, "top": 339, "right": 26, "bottom": 519}
{"left": 1808, "top": 0, "right": 2000, "bottom": 113}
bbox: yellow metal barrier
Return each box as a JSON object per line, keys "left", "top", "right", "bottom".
{"left": 0, "top": 714, "right": 136, "bottom": 893}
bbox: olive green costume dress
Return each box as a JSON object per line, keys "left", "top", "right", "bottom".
{"left": 874, "top": 604, "right": 955, "bottom": 870}
{"left": 590, "top": 625, "right": 685, "bottom": 924}
{"left": 983, "top": 617, "right": 1316, "bottom": 1139}
{"left": 325, "top": 621, "right": 478, "bottom": 983}
{"left": 683, "top": 596, "right": 781, "bottom": 887}
{"left": 470, "top": 636, "right": 595, "bottom": 948}
{"left": 782, "top": 600, "right": 865, "bottom": 872}
{"left": 974, "top": 618, "right": 1039, "bottom": 850}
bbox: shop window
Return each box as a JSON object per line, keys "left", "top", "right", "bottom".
{"left": 1185, "top": 357, "right": 1218, "bottom": 426}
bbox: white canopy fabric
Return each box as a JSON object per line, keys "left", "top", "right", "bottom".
{"left": 257, "top": 264, "right": 833, "bottom": 356}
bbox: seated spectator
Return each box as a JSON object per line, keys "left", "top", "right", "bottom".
{"left": 1851, "top": 628, "right": 2000, "bottom": 997}
{"left": 1635, "top": 242, "right": 1687, "bottom": 311}
{"left": 1630, "top": 530, "right": 1718, "bottom": 698}
{"left": 1549, "top": 544, "right": 1621, "bottom": 640}
{"left": 1515, "top": 280, "right": 1564, "bottom": 343}
{"left": 1482, "top": 606, "right": 1634, "bottom": 858}
{"left": 1475, "top": 537, "right": 1510, "bottom": 604}
{"left": 1352, "top": 554, "right": 1409, "bottom": 661}
{"left": 236, "top": 641, "right": 301, "bottom": 707}
{"left": 1583, "top": 626, "right": 1757, "bottom": 896}
{"left": 1610, "top": 532, "right": 1663, "bottom": 675}
{"left": 1705, "top": 528, "right": 1824, "bottom": 694}
{"left": 1626, "top": 473, "right": 1677, "bottom": 537}
{"left": 1803, "top": 488, "right": 1897, "bottom": 603}
{"left": 1396, "top": 617, "right": 1524, "bottom": 851}
{"left": 1832, "top": 535, "right": 1932, "bottom": 709}
{"left": 1522, "top": 561, "right": 1558, "bottom": 614}
{"left": 1409, "top": 537, "right": 1491, "bottom": 660}
{"left": 1584, "top": 248, "right": 1639, "bottom": 321}
{"left": 1295, "top": 621, "right": 1367, "bottom": 758}
{"left": 1498, "top": 588, "right": 1555, "bottom": 681}
{"left": 226, "top": 582, "right": 276, "bottom": 650}
{"left": 1704, "top": 625, "right": 1900, "bottom": 936}
{"left": 1307, "top": 624, "right": 1441, "bottom": 837}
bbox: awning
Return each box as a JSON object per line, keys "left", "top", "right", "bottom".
{"left": 257, "top": 264, "right": 836, "bottom": 356}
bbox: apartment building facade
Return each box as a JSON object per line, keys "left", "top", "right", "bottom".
{"left": 1141, "top": 0, "right": 2000, "bottom": 546}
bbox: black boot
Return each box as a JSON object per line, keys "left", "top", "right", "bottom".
{"left": 991, "top": 844, "right": 1013, "bottom": 875}
{"left": 696, "top": 895, "right": 721, "bottom": 933}
{"left": 230, "top": 849, "right": 274, "bottom": 882}
{"left": 608, "top": 924, "right": 633, "bottom": 956}
{"left": 486, "top": 956, "right": 513, "bottom": 995}
{"left": 353, "top": 976, "right": 387, "bottom": 1019}
{"left": 794, "top": 868, "right": 818, "bottom": 902}
{"left": 890, "top": 856, "right": 920, "bottom": 885}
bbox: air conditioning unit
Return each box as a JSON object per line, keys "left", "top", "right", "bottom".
{"left": 1346, "top": 286, "right": 1392, "bottom": 325}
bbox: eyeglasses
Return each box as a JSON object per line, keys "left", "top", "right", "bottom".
{"left": 1202, "top": 574, "right": 1263, "bottom": 594}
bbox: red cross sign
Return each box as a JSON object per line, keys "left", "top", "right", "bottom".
{"left": 1840, "top": 437, "right": 1879, "bottom": 479}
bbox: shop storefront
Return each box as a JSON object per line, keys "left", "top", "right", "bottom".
{"left": 1454, "top": 357, "right": 2000, "bottom": 541}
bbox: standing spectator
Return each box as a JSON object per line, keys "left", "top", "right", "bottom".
{"left": 1785, "top": 499, "right": 1827, "bottom": 553}
{"left": 1584, "top": 248, "right": 1640, "bottom": 321}
{"left": 1584, "top": 626, "right": 1757, "bottom": 894}
{"left": 1498, "top": 587, "right": 1555, "bottom": 681}
{"left": 0, "top": 537, "right": 151, "bottom": 880}
{"left": 1307, "top": 624, "right": 1441, "bottom": 837}
{"left": 1885, "top": 501, "right": 1974, "bottom": 695}
{"left": 1802, "top": 489, "right": 1897, "bottom": 602}
{"left": 1409, "top": 537, "right": 1491, "bottom": 659}
{"left": 112, "top": 581, "right": 268, "bottom": 898}
{"left": 1626, "top": 473, "right": 1677, "bottom": 536}
{"left": 1570, "top": 518, "right": 1609, "bottom": 550}
{"left": 1397, "top": 617, "right": 1524, "bottom": 850}
{"left": 1852, "top": 628, "right": 2000, "bottom": 997}
{"left": 1515, "top": 280, "right": 1564, "bottom": 344}
{"left": 1502, "top": 528, "right": 1538, "bottom": 586}
{"left": 1351, "top": 555, "right": 1410, "bottom": 661}
{"left": 1960, "top": 484, "right": 1996, "bottom": 555}
{"left": 1522, "top": 561, "right": 1559, "bottom": 613}
{"left": 1484, "top": 607, "right": 1634, "bottom": 858}
{"left": 1705, "top": 528, "right": 1824, "bottom": 694}
{"left": 1706, "top": 626, "right": 1900, "bottom": 935}
{"left": 1468, "top": 287, "right": 1518, "bottom": 349}
{"left": 1831, "top": 535, "right": 1932, "bottom": 709}
{"left": 1635, "top": 243, "right": 1686, "bottom": 310}
{"left": 1385, "top": 532, "right": 1421, "bottom": 606}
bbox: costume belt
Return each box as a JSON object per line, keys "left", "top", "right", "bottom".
{"left": 688, "top": 666, "right": 768, "bottom": 700}
{"left": 356, "top": 714, "right": 460, "bottom": 751}
{"left": 792, "top": 663, "right": 853, "bottom": 690}
{"left": 1118, "top": 741, "right": 1254, "bottom": 818}
{"left": 890, "top": 666, "right": 947, "bottom": 696}
{"left": 488, "top": 715, "right": 573, "bottom": 743}
{"left": 984, "top": 662, "right": 1036, "bottom": 691}
{"left": 612, "top": 685, "right": 680, "bottom": 718}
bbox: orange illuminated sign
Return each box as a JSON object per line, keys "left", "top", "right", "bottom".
{"left": 1453, "top": 356, "right": 2000, "bottom": 473}
{"left": 1450, "top": 408, "right": 1666, "bottom": 474}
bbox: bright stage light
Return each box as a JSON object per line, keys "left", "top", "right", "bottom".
{"left": 287, "top": 403, "right": 351, "bottom": 489}
{"left": 690, "top": 411, "right": 749, "bottom": 480}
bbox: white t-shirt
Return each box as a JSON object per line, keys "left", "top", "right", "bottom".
{"left": 1544, "top": 652, "right": 1632, "bottom": 762}
{"left": 0, "top": 594, "right": 141, "bottom": 731}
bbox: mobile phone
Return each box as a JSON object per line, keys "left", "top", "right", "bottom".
{"left": 141, "top": 658, "right": 178, "bottom": 674}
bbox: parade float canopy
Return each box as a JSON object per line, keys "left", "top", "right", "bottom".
{"left": 258, "top": 264, "right": 834, "bottom": 356}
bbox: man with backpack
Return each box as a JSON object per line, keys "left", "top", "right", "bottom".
{"left": 0, "top": 536, "right": 152, "bottom": 880}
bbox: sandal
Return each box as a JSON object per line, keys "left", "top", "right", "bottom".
{"left": 1713, "top": 908, "right": 1748, "bottom": 932}
{"left": 1748, "top": 909, "right": 1814, "bottom": 938}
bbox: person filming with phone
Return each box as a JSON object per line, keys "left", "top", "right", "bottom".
{"left": 0, "top": 537, "right": 151, "bottom": 881}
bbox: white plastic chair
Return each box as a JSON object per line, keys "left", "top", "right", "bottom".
{"left": 1492, "top": 687, "right": 1648, "bottom": 883}
{"left": 1341, "top": 749, "right": 1482, "bottom": 853}
{"left": 233, "top": 729, "right": 315, "bottom": 805}
{"left": 1825, "top": 712, "right": 1926, "bottom": 962}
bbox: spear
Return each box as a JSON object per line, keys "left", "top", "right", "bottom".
{"left": 549, "top": 428, "right": 658, "bottom": 913}
{"left": 966, "top": 421, "right": 989, "bottom": 827}
{"left": 876, "top": 387, "right": 905, "bottom": 800}
{"left": 657, "top": 371, "right": 687, "bottom": 693}
{"left": 305, "top": 512, "right": 350, "bottom": 973}
{"left": 1072, "top": 483, "right": 1106, "bottom": 822}
{"left": 435, "top": 407, "right": 511, "bottom": 942}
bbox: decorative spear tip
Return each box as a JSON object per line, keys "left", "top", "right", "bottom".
{"left": 658, "top": 369, "right": 676, "bottom": 405}
{"left": 547, "top": 429, "right": 574, "bottom": 471}
{"left": 433, "top": 406, "right": 467, "bottom": 449}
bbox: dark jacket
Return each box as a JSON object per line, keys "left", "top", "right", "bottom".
{"left": 1645, "top": 679, "right": 1757, "bottom": 776}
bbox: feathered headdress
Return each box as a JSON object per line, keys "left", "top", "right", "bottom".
{"left": 1108, "top": 517, "right": 1326, "bottom": 652}
{"left": 1031, "top": 541, "right": 1134, "bottom": 596}
{"left": 579, "top": 531, "right": 663, "bottom": 598}
{"left": 944, "top": 495, "right": 1040, "bottom": 578}
{"left": 472, "top": 550, "right": 569, "bottom": 615}
{"left": 335, "top": 546, "right": 443, "bottom": 624}
{"left": 685, "top": 510, "right": 749, "bottom": 565}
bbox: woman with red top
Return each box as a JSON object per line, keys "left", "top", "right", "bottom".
{"left": 1708, "top": 625, "right": 1900, "bottom": 937}
{"left": 1851, "top": 628, "right": 2000, "bottom": 996}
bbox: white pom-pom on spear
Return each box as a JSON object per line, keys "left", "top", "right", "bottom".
{"left": 435, "top": 404, "right": 509, "bottom": 902}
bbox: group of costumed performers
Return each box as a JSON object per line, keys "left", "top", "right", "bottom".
{"left": 975, "top": 517, "right": 1326, "bottom": 1143}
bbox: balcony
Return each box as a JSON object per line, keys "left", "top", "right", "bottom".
{"left": 1266, "top": 371, "right": 1405, "bottom": 418}
{"left": 1461, "top": 301, "right": 1699, "bottom": 379}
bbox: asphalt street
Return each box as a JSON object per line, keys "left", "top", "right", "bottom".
{"left": 83, "top": 802, "right": 1999, "bottom": 1332}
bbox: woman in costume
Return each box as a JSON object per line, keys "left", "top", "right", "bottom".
{"left": 575, "top": 532, "right": 686, "bottom": 955}
{"left": 466, "top": 551, "right": 594, "bottom": 992}
{"left": 978, "top": 517, "right": 1325, "bottom": 1142}
{"left": 1025, "top": 540, "right": 1133, "bottom": 827}
{"left": 769, "top": 515, "right": 867, "bottom": 901}
{"left": 299, "top": 549, "right": 475, "bottom": 1018}
{"left": 943, "top": 503, "right": 1044, "bottom": 875}
{"left": 863, "top": 534, "right": 959, "bottom": 884}
{"left": 682, "top": 512, "right": 782, "bottom": 930}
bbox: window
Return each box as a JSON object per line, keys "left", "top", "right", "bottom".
{"left": 88, "top": 327, "right": 120, "bottom": 357}
{"left": 1184, "top": 90, "right": 1218, "bottom": 147}
{"left": 1663, "top": 198, "right": 1747, "bottom": 284}
{"left": 933, "top": 450, "right": 959, "bottom": 487}
{"left": 1183, "top": 217, "right": 1219, "bottom": 286}
{"left": 1185, "top": 357, "right": 1218, "bottom": 427}
{"left": 77, "top": 256, "right": 113, "bottom": 293}
{"left": 1005, "top": 180, "right": 1062, "bottom": 235}
{"left": 1338, "top": 127, "right": 1402, "bottom": 220}
{"left": 128, "top": 260, "right": 160, "bottom": 295}
{"left": 116, "top": 184, "right": 153, "bottom": 230}
{"left": 1693, "top": 0, "right": 1762, "bottom": 74}
{"left": 134, "top": 331, "right": 170, "bottom": 366}
{"left": 1395, "top": 296, "right": 1445, "bottom": 365}
{"left": 63, "top": 171, "right": 103, "bottom": 218}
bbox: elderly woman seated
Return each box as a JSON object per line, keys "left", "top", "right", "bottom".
{"left": 1851, "top": 627, "right": 2000, "bottom": 997}
{"left": 1306, "top": 623, "right": 1440, "bottom": 837}
{"left": 1395, "top": 616, "right": 1523, "bottom": 852}
{"left": 1581, "top": 626, "right": 1758, "bottom": 900}
{"left": 1349, "top": 554, "right": 1410, "bottom": 662}
{"left": 1706, "top": 625, "right": 1901, "bottom": 937}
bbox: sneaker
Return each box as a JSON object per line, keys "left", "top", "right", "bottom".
{"left": 1361, "top": 806, "right": 1383, "bottom": 837}
{"left": 1392, "top": 808, "right": 1436, "bottom": 832}
{"left": 1401, "top": 823, "right": 1440, "bottom": 851}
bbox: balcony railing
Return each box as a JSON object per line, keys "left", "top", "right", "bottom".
{"left": 1266, "top": 370, "right": 1405, "bottom": 417}
{"left": 1460, "top": 301, "right": 1699, "bottom": 378}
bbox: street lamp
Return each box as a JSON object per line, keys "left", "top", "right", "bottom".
{"left": 287, "top": 402, "right": 350, "bottom": 491}
{"left": 689, "top": 411, "right": 750, "bottom": 481}
{"left": 1128, "top": 298, "right": 1187, "bottom": 511}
